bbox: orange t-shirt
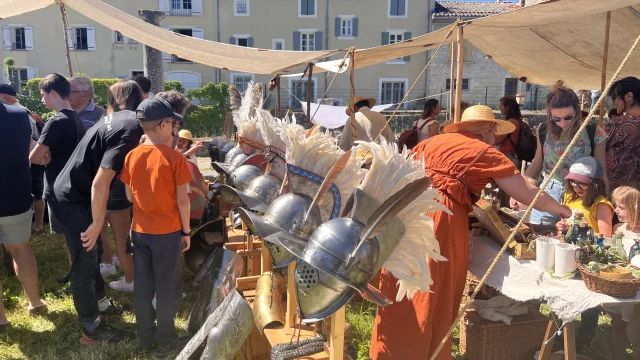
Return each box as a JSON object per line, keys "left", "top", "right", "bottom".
{"left": 121, "top": 144, "right": 192, "bottom": 235}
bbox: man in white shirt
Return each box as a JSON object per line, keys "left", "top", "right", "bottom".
{"left": 339, "top": 96, "right": 395, "bottom": 150}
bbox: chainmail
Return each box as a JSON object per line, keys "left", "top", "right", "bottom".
{"left": 270, "top": 335, "right": 326, "bottom": 360}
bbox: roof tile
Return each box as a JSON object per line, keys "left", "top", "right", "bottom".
{"left": 434, "top": 1, "right": 520, "bottom": 18}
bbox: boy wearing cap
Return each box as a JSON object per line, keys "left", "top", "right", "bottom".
{"left": 121, "top": 98, "right": 192, "bottom": 358}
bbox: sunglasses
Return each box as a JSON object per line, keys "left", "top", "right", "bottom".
{"left": 569, "top": 180, "right": 589, "bottom": 190}
{"left": 551, "top": 114, "right": 576, "bottom": 123}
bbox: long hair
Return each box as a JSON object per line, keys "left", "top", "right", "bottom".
{"left": 609, "top": 76, "right": 640, "bottom": 110}
{"left": 500, "top": 96, "right": 522, "bottom": 121}
{"left": 563, "top": 178, "right": 607, "bottom": 208}
{"left": 546, "top": 80, "right": 583, "bottom": 142}
{"left": 420, "top": 99, "right": 439, "bottom": 119}
{"left": 107, "top": 80, "right": 143, "bottom": 114}
{"left": 612, "top": 183, "right": 640, "bottom": 229}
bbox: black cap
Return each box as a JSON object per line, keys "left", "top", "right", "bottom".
{"left": 135, "top": 98, "right": 184, "bottom": 123}
{"left": 0, "top": 84, "right": 17, "bottom": 97}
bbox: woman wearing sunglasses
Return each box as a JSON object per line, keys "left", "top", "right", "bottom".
{"left": 513, "top": 81, "right": 608, "bottom": 226}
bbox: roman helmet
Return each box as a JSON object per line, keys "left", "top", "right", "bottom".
{"left": 184, "top": 219, "right": 226, "bottom": 274}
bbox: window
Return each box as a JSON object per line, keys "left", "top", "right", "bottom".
{"left": 237, "top": 38, "right": 248, "bottom": 47}
{"left": 445, "top": 78, "right": 470, "bottom": 91}
{"left": 335, "top": 16, "right": 358, "bottom": 38}
{"left": 3, "top": 26, "right": 34, "bottom": 51}
{"left": 231, "top": 73, "right": 255, "bottom": 93}
{"left": 301, "top": 32, "right": 315, "bottom": 51}
{"left": 447, "top": 41, "right": 473, "bottom": 63}
{"left": 388, "top": 0, "right": 407, "bottom": 17}
{"left": 341, "top": 18, "right": 352, "bottom": 37}
{"left": 299, "top": 0, "right": 316, "bottom": 17}
{"left": 234, "top": 0, "right": 249, "bottom": 16}
{"left": 504, "top": 78, "right": 518, "bottom": 96}
{"left": 114, "top": 31, "right": 125, "bottom": 43}
{"left": 130, "top": 70, "right": 144, "bottom": 77}
{"left": 172, "top": 29, "right": 193, "bottom": 62}
{"left": 388, "top": 32, "right": 404, "bottom": 63}
{"left": 272, "top": 39, "right": 285, "bottom": 50}
{"left": 171, "top": 0, "right": 192, "bottom": 15}
{"left": 13, "top": 27, "right": 25, "bottom": 50}
{"left": 10, "top": 69, "right": 28, "bottom": 94}
{"left": 380, "top": 80, "right": 407, "bottom": 105}
{"left": 290, "top": 78, "right": 317, "bottom": 108}
{"left": 75, "top": 28, "right": 88, "bottom": 50}
{"left": 166, "top": 71, "right": 201, "bottom": 90}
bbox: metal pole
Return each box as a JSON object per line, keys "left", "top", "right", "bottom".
{"left": 276, "top": 75, "right": 281, "bottom": 118}
{"left": 349, "top": 49, "right": 357, "bottom": 144}
{"left": 306, "top": 63, "right": 313, "bottom": 128}
{"left": 448, "top": 43, "right": 455, "bottom": 121}
{"left": 454, "top": 25, "right": 464, "bottom": 123}
{"left": 598, "top": 11, "right": 612, "bottom": 126}
{"left": 484, "top": 86, "right": 488, "bottom": 106}
{"left": 58, "top": 4, "right": 73, "bottom": 77}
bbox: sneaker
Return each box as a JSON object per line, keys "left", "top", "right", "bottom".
{"left": 109, "top": 277, "right": 134, "bottom": 293}
{"left": 80, "top": 320, "right": 128, "bottom": 345}
{"left": 155, "top": 336, "right": 190, "bottom": 359}
{"left": 112, "top": 256, "right": 121, "bottom": 269}
{"left": 98, "top": 298, "right": 124, "bottom": 317}
{"left": 100, "top": 263, "right": 117, "bottom": 279}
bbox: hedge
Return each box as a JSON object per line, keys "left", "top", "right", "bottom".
{"left": 18, "top": 78, "right": 228, "bottom": 137}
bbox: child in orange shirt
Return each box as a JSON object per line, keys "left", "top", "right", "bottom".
{"left": 121, "top": 98, "right": 192, "bottom": 358}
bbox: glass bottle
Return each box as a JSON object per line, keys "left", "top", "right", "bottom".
{"left": 629, "top": 239, "right": 640, "bottom": 262}
{"left": 594, "top": 233, "right": 604, "bottom": 248}
{"left": 610, "top": 232, "right": 627, "bottom": 259}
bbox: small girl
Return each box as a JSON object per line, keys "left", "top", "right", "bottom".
{"left": 555, "top": 157, "right": 613, "bottom": 237}
{"left": 176, "top": 129, "right": 202, "bottom": 165}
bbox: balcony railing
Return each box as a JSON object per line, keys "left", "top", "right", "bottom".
{"left": 170, "top": 8, "right": 192, "bottom": 16}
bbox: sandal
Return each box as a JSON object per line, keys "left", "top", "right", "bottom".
{"left": 28, "top": 304, "right": 48, "bottom": 317}
{"left": 31, "top": 226, "right": 44, "bottom": 235}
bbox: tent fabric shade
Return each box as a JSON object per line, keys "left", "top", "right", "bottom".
{"left": 0, "top": 0, "right": 54, "bottom": 20}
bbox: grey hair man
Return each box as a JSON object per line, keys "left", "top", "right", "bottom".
{"left": 68, "top": 77, "right": 106, "bottom": 129}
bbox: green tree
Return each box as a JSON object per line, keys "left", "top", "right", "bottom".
{"left": 3, "top": 57, "right": 15, "bottom": 86}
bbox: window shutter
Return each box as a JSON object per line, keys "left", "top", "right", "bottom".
{"left": 87, "top": 27, "right": 96, "bottom": 50}
{"left": 301, "top": 0, "right": 308, "bottom": 15}
{"left": 247, "top": 36, "right": 254, "bottom": 48}
{"left": 26, "top": 67, "right": 36, "bottom": 79}
{"left": 352, "top": 18, "right": 359, "bottom": 37}
{"left": 230, "top": 36, "right": 236, "bottom": 45}
{"left": 3, "top": 26, "right": 11, "bottom": 50}
{"left": 398, "top": 0, "right": 406, "bottom": 16}
{"left": 66, "top": 27, "right": 74, "bottom": 50}
{"left": 335, "top": 17, "right": 340, "bottom": 37}
{"left": 192, "top": 27, "right": 204, "bottom": 39}
{"left": 390, "top": 0, "right": 399, "bottom": 16}
{"left": 163, "top": 27, "right": 172, "bottom": 61}
{"left": 158, "top": 0, "right": 169, "bottom": 13}
{"left": 24, "top": 26, "right": 34, "bottom": 50}
{"left": 309, "top": 0, "right": 315, "bottom": 15}
{"left": 403, "top": 31, "right": 411, "bottom": 61}
{"left": 381, "top": 32, "right": 389, "bottom": 46}
{"left": 192, "top": 0, "right": 203, "bottom": 15}
{"left": 293, "top": 31, "right": 301, "bottom": 50}
{"left": 314, "top": 31, "right": 322, "bottom": 50}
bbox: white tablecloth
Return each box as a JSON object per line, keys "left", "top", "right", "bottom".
{"left": 468, "top": 234, "right": 640, "bottom": 323}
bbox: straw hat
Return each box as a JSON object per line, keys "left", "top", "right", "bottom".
{"left": 345, "top": 96, "right": 377, "bottom": 115}
{"left": 443, "top": 105, "right": 515, "bottom": 136}
{"left": 178, "top": 129, "right": 194, "bottom": 142}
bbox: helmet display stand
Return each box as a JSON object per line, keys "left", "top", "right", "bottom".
{"left": 230, "top": 218, "right": 348, "bottom": 360}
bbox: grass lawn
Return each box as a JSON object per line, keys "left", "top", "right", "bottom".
{"left": 0, "top": 231, "right": 633, "bottom": 359}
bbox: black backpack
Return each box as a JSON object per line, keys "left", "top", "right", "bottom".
{"left": 508, "top": 119, "right": 537, "bottom": 162}
{"left": 397, "top": 119, "right": 430, "bottom": 152}
{"left": 538, "top": 121, "right": 596, "bottom": 156}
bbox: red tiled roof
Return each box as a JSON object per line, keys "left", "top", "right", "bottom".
{"left": 434, "top": 1, "right": 520, "bottom": 18}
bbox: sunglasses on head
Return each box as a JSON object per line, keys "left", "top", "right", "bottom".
{"left": 569, "top": 180, "right": 589, "bottom": 190}
{"left": 551, "top": 114, "right": 576, "bottom": 123}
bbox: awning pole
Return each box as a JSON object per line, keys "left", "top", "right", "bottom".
{"left": 598, "top": 11, "right": 612, "bottom": 126}
{"left": 449, "top": 43, "right": 455, "bottom": 121}
{"left": 276, "top": 75, "right": 281, "bottom": 118}
{"left": 454, "top": 24, "right": 465, "bottom": 123}
{"left": 349, "top": 49, "right": 357, "bottom": 144}
{"left": 306, "top": 63, "right": 313, "bottom": 128}
{"left": 58, "top": 2, "right": 73, "bottom": 77}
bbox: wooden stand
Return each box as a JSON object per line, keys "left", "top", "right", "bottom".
{"left": 228, "top": 218, "right": 348, "bottom": 360}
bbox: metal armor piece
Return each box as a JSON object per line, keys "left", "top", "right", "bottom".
{"left": 224, "top": 146, "right": 244, "bottom": 164}
{"left": 184, "top": 219, "right": 226, "bottom": 274}
{"left": 217, "top": 141, "right": 236, "bottom": 163}
{"left": 238, "top": 193, "right": 322, "bottom": 267}
{"left": 227, "top": 165, "right": 263, "bottom": 191}
{"left": 186, "top": 248, "right": 244, "bottom": 335}
{"left": 294, "top": 260, "right": 355, "bottom": 323}
{"left": 281, "top": 189, "right": 405, "bottom": 308}
{"left": 220, "top": 174, "right": 282, "bottom": 213}
{"left": 252, "top": 272, "right": 286, "bottom": 333}
{"left": 212, "top": 153, "right": 248, "bottom": 177}
{"left": 178, "top": 290, "right": 253, "bottom": 360}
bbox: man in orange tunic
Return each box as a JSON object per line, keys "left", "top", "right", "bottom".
{"left": 370, "top": 105, "right": 571, "bottom": 360}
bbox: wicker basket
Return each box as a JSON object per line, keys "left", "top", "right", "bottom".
{"left": 577, "top": 264, "right": 640, "bottom": 298}
{"left": 459, "top": 309, "right": 549, "bottom": 360}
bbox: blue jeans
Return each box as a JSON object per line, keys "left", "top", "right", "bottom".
{"left": 529, "top": 177, "right": 565, "bottom": 226}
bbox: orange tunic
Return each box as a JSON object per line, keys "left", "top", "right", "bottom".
{"left": 370, "top": 133, "right": 518, "bottom": 360}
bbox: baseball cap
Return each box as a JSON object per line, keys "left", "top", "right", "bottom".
{"left": 135, "top": 98, "right": 183, "bottom": 123}
{"left": 564, "top": 157, "right": 604, "bottom": 184}
{"left": 0, "top": 84, "right": 17, "bottom": 97}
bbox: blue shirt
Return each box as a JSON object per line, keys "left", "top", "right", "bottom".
{"left": 0, "top": 103, "right": 32, "bottom": 217}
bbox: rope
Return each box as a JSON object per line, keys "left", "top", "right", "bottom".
{"left": 427, "top": 31, "right": 640, "bottom": 360}
{"left": 373, "top": 20, "right": 460, "bottom": 142}
{"left": 309, "top": 48, "right": 353, "bottom": 124}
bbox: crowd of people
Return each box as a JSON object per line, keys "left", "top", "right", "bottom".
{"left": 0, "top": 73, "right": 196, "bottom": 358}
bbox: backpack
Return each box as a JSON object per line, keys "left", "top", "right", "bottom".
{"left": 538, "top": 121, "right": 596, "bottom": 156}
{"left": 397, "top": 119, "right": 430, "bottom": 152}
{"left": 508, "top": 119, "right": 537, "bottom": 162}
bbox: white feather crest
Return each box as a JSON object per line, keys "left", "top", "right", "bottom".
{"left": 278, "top": 126, "right": 366, "bottom": 218}
{"left": 257, "top": 110, "right": 305, "bottom": 151}
{"left": 231, "top": 82, "right": 265, "bottom": 147}
{"left": 355, "top": 139, "right": 450, "bottom": 302}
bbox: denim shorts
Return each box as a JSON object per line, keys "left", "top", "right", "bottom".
{"left": 107, "top": 180, "right": 132, "bottom": 212}
{"left": 529, "top": 177, "right": 565, "bottom": 226}
{"left": 0, "top": 209, "right": 33, "bottom": 244}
